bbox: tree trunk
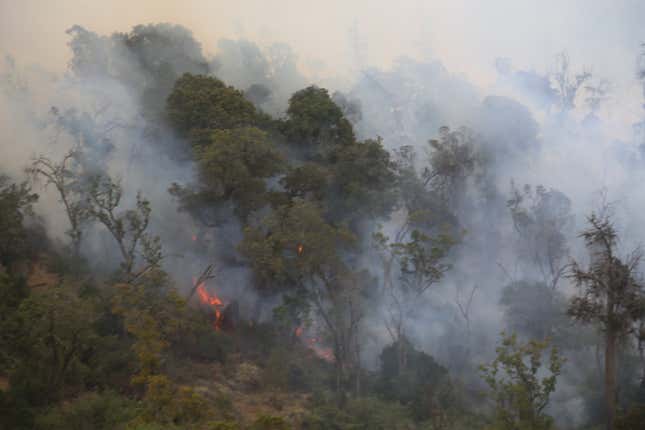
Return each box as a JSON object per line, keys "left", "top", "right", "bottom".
{"left": 335, "top": 359, "right": 347, "bottom": 407}
{"left": 605, "top": 330, "right": 617, "bottom": 430}
{"left": 397, "top": 333, "right": 408, "bottom": 372}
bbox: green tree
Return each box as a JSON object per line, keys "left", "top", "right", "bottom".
{"left": 373, "top": 216, "right": 453, "bottom": 371}
{"left": 377, "top": 338, "right": 451, "bottom": 422}
{"left": 110, "top": 270, "right": 187, "bottom": 386}
{"left": 0, "top": 175, "right": 38, "bottom": 267}
{"left": 507, "top": 183, "right": 572, "bottom": 289}
{"left": 239, "top": 200, "right": 360, "bottom": 397}
{"left": 4, "top": 284, "right": 100, "bottom": 406}
{"left": 282, "top": 86, "right": 355, "bottom": 153}
{"left": 172, "top": 126, "right": 285, "bottom": 222}
{"left": 480, "top": 333, "right": 564, "bottom": 430}
{"left": 326, "top": 137, "right": 397, "bottom": 223}
{"left": 280, "top": 86, "right": 397, "bottom": 224}
{"left": 166, "top": 73, "right": 265, "bottom": 138}
{"left": 0, "top": 272, "right": 29, "bottom": 370}
{"left": 568, "top": 211, "right": 645, "bottom": 430}
{"left": 423, "top": 126, "right": 483, "bottom": 214}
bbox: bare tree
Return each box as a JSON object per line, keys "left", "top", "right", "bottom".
{"left": 507, "top": 183, "right": 572, "bottom": 290}
{"left": 187, "top": 263, "right": 216, "bottom": 301}
{"left": 307, "top": 269, "right": 366, "bottom": 403}
{"left": 373, "top": 218, "right": 453, "bottom": 370}
{"left": 86, "top": 174, "right": 161, "bottom": 276}
{"left": 568, "top": 211, "right": 645, "bottom": 430}
{"left": 552, "top": 51, "right": 592, "bottom": 113}
{"left": 584, "top": 79, "right": 611, "bottom": 114}
{"left": 27, "top": 150, "right": 89, "bottom": 256}
{"left": 455, "top": 284, "right": 478, "bottom": 334}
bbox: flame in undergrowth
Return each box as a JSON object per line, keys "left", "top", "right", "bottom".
{"left": 297, "top": 244, "right": 304, "bottom": 256}
{"left": 193, "top": 276, "right": 225, "bottom": 330}
{"left": 191, "top": 234, "right": 197, "bottom": 242}
{"left": 294, "top": 326, "right": 334, "bottom": 362}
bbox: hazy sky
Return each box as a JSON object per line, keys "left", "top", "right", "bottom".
{"left": 3, "top": 0, "right": 645, "bottom": 89}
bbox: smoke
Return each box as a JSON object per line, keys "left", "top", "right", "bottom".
{"left": 3, "top": 2, "right": 645, "bottom": 426}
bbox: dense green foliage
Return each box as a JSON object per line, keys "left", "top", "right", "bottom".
{"left": 3, "top": 24, "right": 645, "bottom": 430}
{"left": 480, "top": 333, "right": 564, "bottom": 430}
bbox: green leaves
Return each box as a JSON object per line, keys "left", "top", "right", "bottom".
{"left": 4, "top": 283, "right": 101, "bottom": 405}
{"left": 480, "top": 332, "right": 564, "bottom": 430}
{"left": 86, "top": 175, "right": 162, "bottom": 275}
{"left": 567, "top": 212, "right": 645, "bottom": 336}
{"left": 166, "top": 74, "right": 265, "bottom": 137}
{"left": 239, "top": 199, "right": 354, "bottom": 291}
{"left": 0, "top": 176, "right": 38, "bottom": 266}
{"left": 283, "top": 86, "right": 355, "bottom": 150}
{"left": 193, "top": 127, "right": 285, "bottom": 219}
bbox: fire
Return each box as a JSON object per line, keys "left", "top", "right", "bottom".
{"left": 191, "top": 234, "right": 197, "bottom": 242}
{"left": 193, "top": 276, "right": 225, "bottom": 330}
{"left": 294, "top": 325, "right": 334, "bottom": 362}
{"left": 297, "top": 243, "right": 304, "bottom": 256}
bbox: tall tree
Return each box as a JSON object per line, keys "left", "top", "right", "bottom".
{"left": 568, "top": 212, "right": 645, "bottom": 430}
{"left": 507, "top": 183, "right": 572, "bottom": 290}
{"left": 28, "top": 151, "right": 89, "bottom": 257}
{"left": 171, "top": 126, "right": 285, "bottom": 222}
{"left": 165, "top": 73, "right": 266, "bottom": 139}
{"left": 423, "top": 126, "right": 483, "bottom": 216}
{"left": 282, "top": 86, "right": 355, "bottom": 154}
{"left": 373, "top": 220, "right": 453, "bottom": 371}
{"left": 239, "top": 199, "right": 360, "bottom": 399}
{"left": 86, "top": 175, "right": 162, "bottom": 276}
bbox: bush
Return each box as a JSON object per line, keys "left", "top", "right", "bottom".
{"left": 250, "top": 415, "right": 291, "bottom": 430}
{"left": 34, "top": 391, "right": 137, "bottom": 430}
{"left": 616, "top": 404, "right": 645, "bottom": 430}
{"left": 303, "top": 396, "right": 414, "bottom": 430}
{"left": 133, "top": 375, "right": 215, "bottom": 427}
{"left": 0, "top": 387, "right": 35, "bottom": 430}
{"left": 236, "top": 362, "right": 261, "bottom": 389}
{"left": 173, "top": 315, "right": 230, "bottom": 363}
{"left": 376, "top": 339, "right": 452, "bottom": 421}
{"left": 206, "top": 422, "right": 240, "bottom": 430}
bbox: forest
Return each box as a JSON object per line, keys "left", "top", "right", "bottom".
{"left": 1, "top": 10, "right": 645, "bottom": 430}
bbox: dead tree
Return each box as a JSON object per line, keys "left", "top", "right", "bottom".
{"left": 27, "top": 150, "right": 88, "bottom": 256}
{"left": 455, "top": 284, "right": 478, "bottom": 334}
{"left": 552, "top": 51, "right": 592, "bottom": 113}
{"left": 86, "top": 174, "right": 161, "bottom": 276}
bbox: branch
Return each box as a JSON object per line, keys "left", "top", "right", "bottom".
{"left": 187, "top": 264, "right": 216, "bottom": 301}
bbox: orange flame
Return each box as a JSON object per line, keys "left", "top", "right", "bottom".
{"left": 294, "top": 325, "right": 334, "bottom": 362}
{"left": 297, "top": 244, "right": 304, "bottom": 256}
{"left": 193, "top": 276, "right": 225, "bottom": 330}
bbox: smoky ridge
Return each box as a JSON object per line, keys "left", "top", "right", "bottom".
{"left": 1, "top": 5, "right": 645, "bottom": 428}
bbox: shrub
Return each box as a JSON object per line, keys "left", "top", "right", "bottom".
{"left": 250, "top": 415, "right": 291, "bottom": 430}
{"left": 376, "top": 338, "right": 452, "bottom": 421}
{"left": 34, "top": 391, "right": 137, "bottom": 430}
